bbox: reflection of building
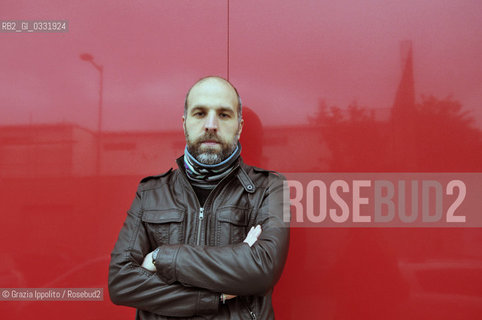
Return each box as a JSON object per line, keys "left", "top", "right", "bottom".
{"left": 0, "top": 122, "right": 331, "bottom": 177}
{"left": 0, "top": 124, "right": 96, "bottom": 177}
{"left": 263, "top": 125, "right": 330, "bottom": 171}
{"left": 101, "top": 130, "right": 184, "bottom": 176}
{"left": 391, "top": 40, "right": 417, "bottom": 169}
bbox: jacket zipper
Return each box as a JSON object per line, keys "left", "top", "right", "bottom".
{"left": 247, "top": 307, "right": 257, "bottom": 320}
{"left": 242, "top": 298, "right": 257, "bottom": 320}
{"left": 196, "top": 207, "right": 204, "bottom": 246}
{"left": 177, "top": 161, "right": 241, "bottom": 246}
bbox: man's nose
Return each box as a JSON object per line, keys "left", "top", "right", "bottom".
{"left": 204, "top": 112, "right": 218, "bottom": 131}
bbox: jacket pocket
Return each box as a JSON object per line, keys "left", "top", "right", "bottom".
{"left": 141, "top": 209, "right": 185, "bottom": 246}
{"left": 215, "top": 206, "right": 250, "bottom": 246}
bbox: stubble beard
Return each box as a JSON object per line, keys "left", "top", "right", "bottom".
{"left": 185, "top": 131, "right": 238, "bottom": 165}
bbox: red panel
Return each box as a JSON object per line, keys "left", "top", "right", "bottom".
{"left": 1, "top": 1, "right": 481, "bottom": 319}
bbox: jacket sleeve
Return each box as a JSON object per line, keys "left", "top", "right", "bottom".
{"left": 108, "top": 188, "right": 220, "bottom": 317}
{"left": 154, "top": 177, "right": 290, "bottom": 296}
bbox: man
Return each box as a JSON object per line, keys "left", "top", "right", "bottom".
{"left": 108, "top": 76, "right": 290, "bottom": 319}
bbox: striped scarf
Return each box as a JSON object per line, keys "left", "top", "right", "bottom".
{"left": 183, "top": 141, "right": 241, "bottom": 189}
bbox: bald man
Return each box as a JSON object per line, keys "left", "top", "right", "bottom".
{"left": 108, "top": 76, "right": 290, "bottom": 319}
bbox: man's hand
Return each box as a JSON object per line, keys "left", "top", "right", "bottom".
{"left": 221, "top": 293, "right": 237, "bottom": 302}
{"left": 141, "top": 251, "right": 156, "bottom": 272}
{"left": 243, "top": 225, "right": 262, "bottom": 247}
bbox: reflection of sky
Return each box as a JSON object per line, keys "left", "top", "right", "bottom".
{"left": 1, "top": 0, "right": 481, "bottom": 131}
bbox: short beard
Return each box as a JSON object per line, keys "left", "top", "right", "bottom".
{"left": 186, "top": 132, "right": 238, "bottom": 165}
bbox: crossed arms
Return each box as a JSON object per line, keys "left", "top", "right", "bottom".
{"left": 108, "top": 180, "right": 289, "bottom": 317}
{"left": 141, "top": 224, "right": 262, "bottom": 303}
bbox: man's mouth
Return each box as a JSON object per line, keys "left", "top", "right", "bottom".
{"left": 201, "top": 140, "right": 220, "bottom": 145}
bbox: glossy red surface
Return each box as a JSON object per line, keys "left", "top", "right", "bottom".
{"left": 1, "top": 1, "right": 482, "bottom": 319}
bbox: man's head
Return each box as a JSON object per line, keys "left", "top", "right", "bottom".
{"left": 183, "top": 76, "right": 244, "bottom": 165}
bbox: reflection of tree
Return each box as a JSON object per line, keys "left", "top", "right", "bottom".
{"left": 310, "top": 96, "right": 482, "bottom": 172}
{"left": 414, "top": 95, "right": 482, "bottom": 171}
{"left": 310, "top": 101, "right": 389, "bottom": 171}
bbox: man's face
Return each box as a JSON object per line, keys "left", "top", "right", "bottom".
{"left": 183, "top": 79, "right": 243, "bottom": 165}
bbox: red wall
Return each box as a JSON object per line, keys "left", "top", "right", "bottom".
{"left": 1, "top": 1, "right": 481, "bottom": 319}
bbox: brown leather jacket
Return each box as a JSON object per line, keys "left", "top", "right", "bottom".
{"left": 108, "top": 156, "right": 290, "bottom": 319}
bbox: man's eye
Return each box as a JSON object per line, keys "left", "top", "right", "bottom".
{"left": 193, "top": 112, "right": 204, "bottom": 117}
{"left": 219, "top": 113, "right": 230, "bottom": 118}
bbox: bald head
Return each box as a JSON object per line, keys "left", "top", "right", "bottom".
{"left": 184, "top": 76, "right": 242, "bottom": 123}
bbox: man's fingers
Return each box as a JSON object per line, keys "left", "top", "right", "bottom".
{"left": 254, "top": 225, "right": 262, "bottom": 238}
{"left": 243, "top": 225, "right": 262, "bottom": 247}
{"left": 251, "top": 225, "right": 262, "bottom": 239}
{"left": 141, "top": 252, "right": 156, "bottom": 272}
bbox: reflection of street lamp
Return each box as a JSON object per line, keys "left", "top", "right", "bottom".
{"left": 80, "top": 53, "right": 103, "bottom": 176}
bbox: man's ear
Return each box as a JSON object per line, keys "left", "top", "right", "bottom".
{"left": 237, "top": 118, "right": 244, "bottom": 138}
{"left": 182, "top": 115, "right": 186, "bottom": 132}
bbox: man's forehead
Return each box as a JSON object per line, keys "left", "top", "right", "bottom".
{"left": 189, "top": 78, "right": 236, "bottom": 96}
{"left": 187, "top": 78, "right": 238, "bottom": 108}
